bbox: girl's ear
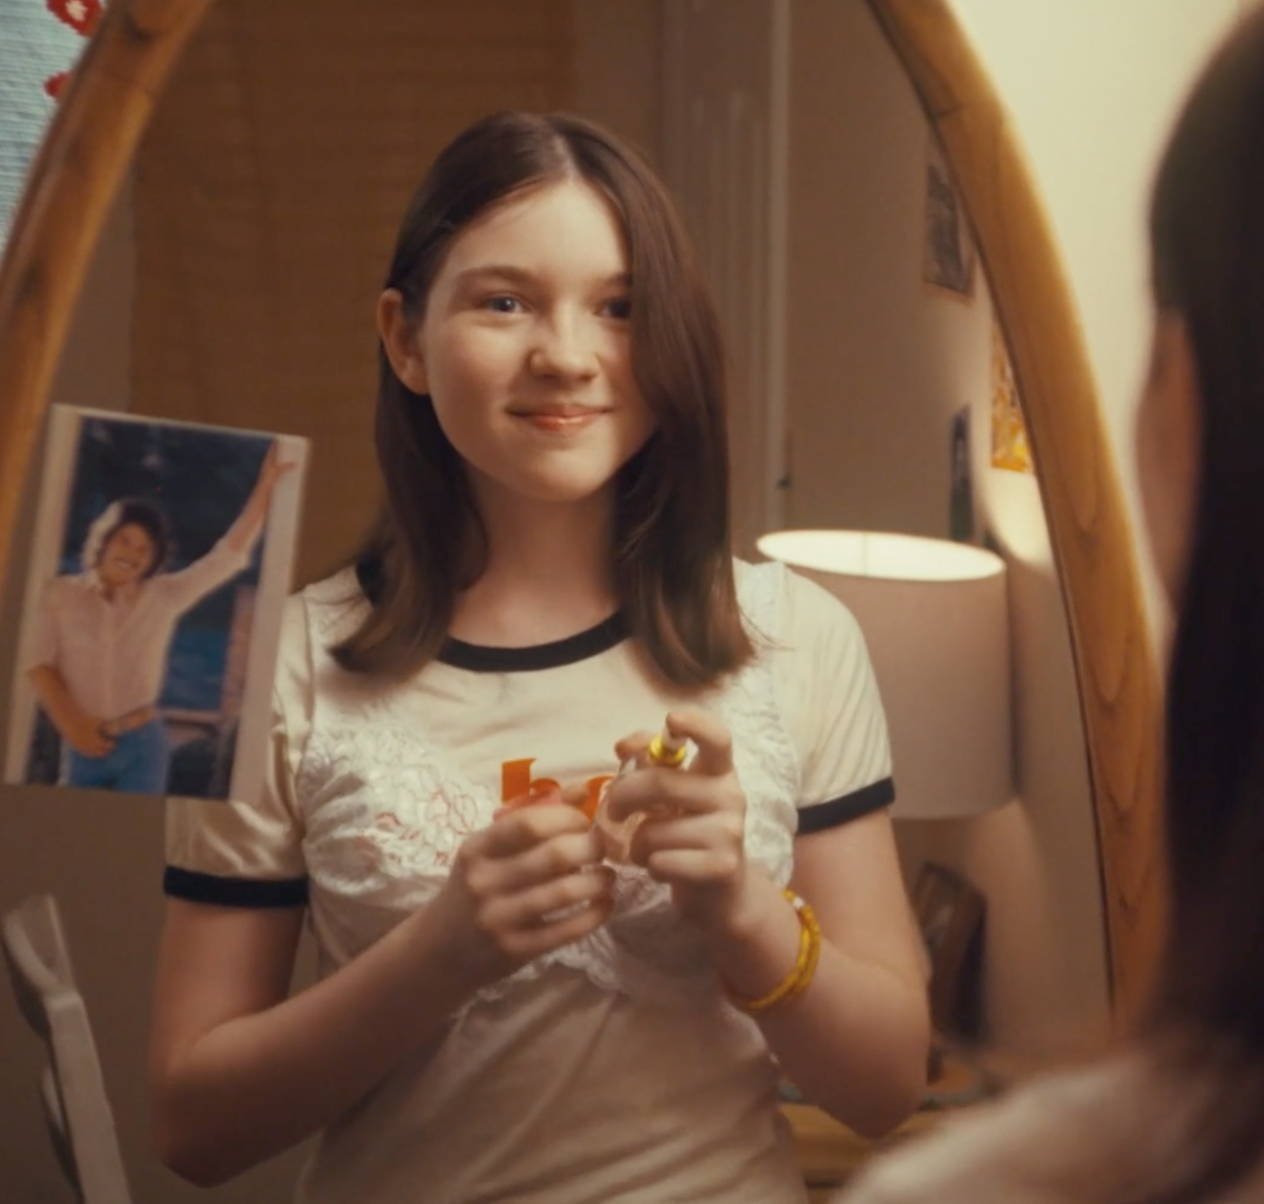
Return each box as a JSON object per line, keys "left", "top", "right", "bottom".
{"left": 377, "top": 289, "right": 429, "bottom": 395}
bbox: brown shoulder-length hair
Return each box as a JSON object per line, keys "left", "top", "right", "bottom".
{"left": 1128, "top": 7, "right": 1264, "bottom": 1204}
{"left": 333, "top": 110, "right": 753, "bottom": 685}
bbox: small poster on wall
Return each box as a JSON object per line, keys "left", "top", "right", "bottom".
{"left": 5, "top": 405, "right": 308, "bottom": 801}
{"left": 990, "top": 323, "right": 1034, "bottom": 473}
{"left": 923, "top": 134, "right": 976, "bottom": 299}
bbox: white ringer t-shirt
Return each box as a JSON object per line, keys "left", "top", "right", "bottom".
{"left": 164, "top": 557, "right": 894, "bottom": 1203}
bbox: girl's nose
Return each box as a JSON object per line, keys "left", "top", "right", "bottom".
{"left": 527, "top": 317, "right": 599, "bottom": 382}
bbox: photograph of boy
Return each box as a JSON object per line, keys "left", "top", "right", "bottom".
{"left": 21, "top": 415, "right": 293, "bottom": 798}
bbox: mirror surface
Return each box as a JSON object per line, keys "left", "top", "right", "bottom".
{"left": 0, "top": 2, "right": 1107, "bottom": 1200}
{"left": 121, "top": 0, "right": 1110, "bottom": 1063}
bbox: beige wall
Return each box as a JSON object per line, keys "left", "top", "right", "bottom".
{"left": 572, "top": 0, "right": 662, "bottom": 165}
{"left": 784, "top": 0, "right": 1108, "bottom": 1057}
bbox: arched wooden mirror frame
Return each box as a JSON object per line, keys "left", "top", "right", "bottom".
{"left": 0, "top": 0, "right": 1163, "bottom": 1022}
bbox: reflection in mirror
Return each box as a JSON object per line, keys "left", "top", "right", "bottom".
{"left": 0, "top": 0, "right": 1110, "bottom": 1200}
{"left": 132, "top": 0, "right": 1104, "bottom": 1060}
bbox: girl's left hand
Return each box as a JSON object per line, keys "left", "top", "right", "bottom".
{"left": 602, "top": 708, "right": 761, "bottom": 939}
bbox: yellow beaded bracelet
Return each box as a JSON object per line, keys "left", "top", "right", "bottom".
{"left": 727, "top": 889, "right": 822, "bottom": 1014}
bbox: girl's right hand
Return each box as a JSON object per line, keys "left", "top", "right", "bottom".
{"left": 434, "top": 790, "right": 614, "bottom": 987}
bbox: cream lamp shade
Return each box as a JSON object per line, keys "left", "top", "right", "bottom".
{"left": 757, "top": 529, "right": 1013, "bottom": 820}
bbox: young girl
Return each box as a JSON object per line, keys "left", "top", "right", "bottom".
{"left": 840, "top": 8, "right": 1264, "bottom": 1203}
{"left": 27, "top": 442, "right": 289, "bottom": 793}
{"left": 149, "top": 111, "right": 929, "bottom": 1203}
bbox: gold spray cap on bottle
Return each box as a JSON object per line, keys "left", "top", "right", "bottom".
{"left": 647, "top": 731, "right": 688, "bottom": 767}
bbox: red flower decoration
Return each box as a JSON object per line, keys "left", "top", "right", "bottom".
{"left": 44, "top": 72, "right": 70, "bottom": 99}
{"left": 47, "top": 0, "right": 103, "bottom": 38}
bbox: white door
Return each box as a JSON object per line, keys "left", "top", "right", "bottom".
{"left": 661, "top": 0, "right": 789, "bottom": 555}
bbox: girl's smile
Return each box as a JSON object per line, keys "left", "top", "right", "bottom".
{"left": 509, "top": 405, "right": 612, "bottom": 433}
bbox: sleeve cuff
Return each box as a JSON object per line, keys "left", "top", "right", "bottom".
{"left": 163, "top": 866, "right": 308, "bottom": 908}
{"left": 797, "top": 777, "right": 895, "bottom": 834}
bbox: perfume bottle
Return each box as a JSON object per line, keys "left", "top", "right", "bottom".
{"left": 595, "top": 729, "right": 688, "bottom": 864}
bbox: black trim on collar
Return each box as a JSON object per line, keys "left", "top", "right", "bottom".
{"left": 163, "top": 867, "right": 308, "bottom": 908}
{"left": 439, "top": 612, "right": 629, "bottom": 672}
{"left": 354, "top": 553, "right": 628, "bottom": 672}
{"left": 797, "top": 777, "right": 895, "bottom": 834}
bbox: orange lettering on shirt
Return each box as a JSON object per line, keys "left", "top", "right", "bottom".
{"left": 501, "top": 758, "right": 533, "bottom": 802}
{"left": 500, "top": 759, "right": 609, "bottom": 823}
{"left": 500, "top": 758, "right": 559, "bottom": 805}
{"left": 582, "top": 775, "right": 614, "bottom": 821}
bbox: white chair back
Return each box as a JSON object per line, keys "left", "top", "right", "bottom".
{"left": 2, "top": 893, "right": 132, "bottom": 1204}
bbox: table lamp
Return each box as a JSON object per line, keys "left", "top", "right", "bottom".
{"left": 758, "top": 529, "right": 1013, "bottom": 1072}
{"left": 755, "top": 529, "right": 1013, "bottom": 819}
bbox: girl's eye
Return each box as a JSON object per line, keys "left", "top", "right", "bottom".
{"left": 482, "top": 295, "right": 524, "bottom": 314}
{"left": 600, "top": 296, "right": 632, "bottom": 320}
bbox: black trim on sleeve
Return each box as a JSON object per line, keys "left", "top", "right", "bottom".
{"left": 797, "top": 777, "right": 895, "bottom": 835}
{"left": 163, "top": 867, "right": 308, "bottom": 908}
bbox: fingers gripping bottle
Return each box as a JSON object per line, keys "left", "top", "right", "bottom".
{"left": 595, "top": 729, "right": 688, "bottom": 864}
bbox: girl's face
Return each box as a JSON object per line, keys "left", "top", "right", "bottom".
{"left": 1135, "top": 310, "right": 1201, "bottom": 606}
{"left": 98, "top": 522, "right": 156, "bottom": 589}
{"left": 383, "top": 179, "right": 655, "bottom": 512}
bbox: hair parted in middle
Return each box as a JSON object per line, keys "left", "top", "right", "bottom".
{"left": 333, "top": 110, "right": 754, "bottom": 687}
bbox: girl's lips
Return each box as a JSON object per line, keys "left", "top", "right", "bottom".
{"left": 513, "top": 410, "right": 607, "bottom": 432}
